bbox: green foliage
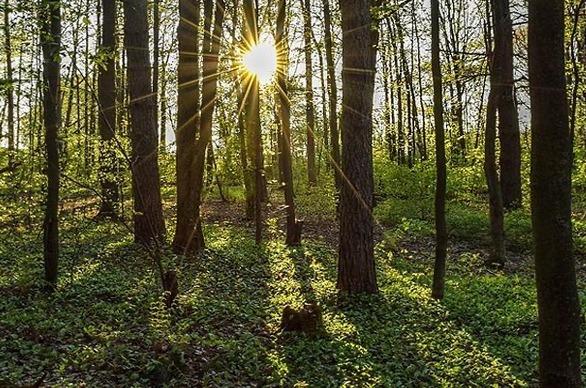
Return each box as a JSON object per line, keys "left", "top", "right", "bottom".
{"left": 2, "top": 218, "right": 562, "bottom": 386}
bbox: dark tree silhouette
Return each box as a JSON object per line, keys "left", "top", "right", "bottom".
{"left": 431, "top": 0, "right": 448, "bottom": 300}
{"left": 529, "top": 0, "right": 582, "bottom": 385}
{"left": 173, "top": 0, "right": 202, "bottom": 254}
{"left": 123, "top": 0, "right": 166, "bottom": 245}
{"left": 97, "top": 0, "right": 119, "bottom": 219}
{"left": 40, "top": 0, "right": 62, "bottom": 292}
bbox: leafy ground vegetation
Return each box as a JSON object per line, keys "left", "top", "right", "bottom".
{"left": 1, "top": 155, "right": 585, "bottom": 386}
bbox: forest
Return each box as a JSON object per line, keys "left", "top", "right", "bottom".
{"left": 0, "top": 0, "right": 585, "bottom": 386}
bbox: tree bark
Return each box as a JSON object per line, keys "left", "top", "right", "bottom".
{"left": 494, "top": 0, "right": 521, "bottom": 209}
{"left": 97, "top": 0, "right": 120, "bottom": 219}
{"left": 276, "top": 0, "right": 301, "bottom": 246}
{"left": 243, "top": 0, "right": 263, "bottom": 244}
{"left": 430, "top": 0, "right": 448, "bottom": 300}
{"left": 123, "top": 0, "right": 166, "bottom": 245}
{"left": 173, "top": 0, "right": 202, "bottom": 254}
{"left": 529, "top": 1, "right": 582, "bottom": 386}
{"left": 322, "top": 0, "right": 340, "bottom": 190}
{"left": 300, "top": 0, "right": 317, "bottom": 186}
{"left": 40, "top": 0, "right": 61, "bottom": 292}
{"left": 153, "top": 0, "right": 163, "bottom": 150}
{"left": 4, "top": 0, "right": 14, "bottom": 165}
{"left": 337, "top": 0, "right": 378, "bottom": 294}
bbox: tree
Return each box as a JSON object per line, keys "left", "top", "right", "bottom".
{"left": 484, "top": 0, "right": 506, "bottom": 267}
{"left": 529, "top": 1, "right": 582, "bottom": 385}
{"left": 276, "top": 0, "right": 302, "bottom": 246}
{"left": 495, "top": 0, "right": 521, "bottom": 210}
{"left": 123, "top": 0, "right": 166, "bottom": 245}
{"left": 97, "top": 0, "right": 119, "bottom": 219}
{"left": 300, "top": 0, "right": 317, "bottom": 186}
{"left": 40, "top": 0, "right": 61, "bottom": 291}
{"left": 242, "top": 0, "right": 263, "bottom": 244}
{"left": 173, "top": 0, "right": 202, "bottom": 254}
{"left": 322, "top": 0, "right": 340, "bottom": 190}
{"left": 337, "top": 0, "right": 378, "bottom": 294}
{"left": 4, "top": 0, "right": 14, "bottom": 165}
{"left": 431, "top": 0, "right": 448, "bottom": 300}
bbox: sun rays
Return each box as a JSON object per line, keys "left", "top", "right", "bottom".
{"left": 242, "top": 41, "right": 278, "bottom": 85}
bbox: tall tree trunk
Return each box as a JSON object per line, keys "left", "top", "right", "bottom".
{"left": 123, "top": 0, "right": 166, "bottom": 245}
{"left": 337, "top": 0, "right": 378, "bottom": 294}
{"left": 243, "top": 0, "right": 263, "bottom": 244}
{"left": 322, "top": 0, "right": 340, "bottom": 190}
{"left": 173, "top": 0, "right": 202, "bottom": 254}
{"left": 529, "top": 1, "right": 582, "bottom": 385}
{"left": 300, "top": 0, "right": 317, "bottom": 186}
{"left": 190, "top": 0, "right": 225, "bottom": 249}
{"left": 97, "top": 0, "right": 120, "bottom": 218}
{"left": 484, "top": 0, "right": 506, "bottom": 266}
{"left": 40, "top": 0, "right": 61, "bottom": 292}
{"left": 153, "top": 0, "right": 163, "bottom": 150}
{"left": 495, "top": 0, "right": 521, "bottom": 209}
{"left": 276, "top": 0, "right": 301, "bottom": 246}
{"left": 3, "top": 0, "right": 14, "bottom": 165}
{"left": 430, "top": 0, "right": 448, "bottom": 300}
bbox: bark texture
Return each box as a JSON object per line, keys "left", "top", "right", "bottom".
{"left": 337, "top": 0, "right": 378, "bottom": 294}
{"left": 123, "top": 0, "right": 166, "bottom": 245}
{"left": 97, "top": 0, "right": 119, "bottom": 218}
{"left": 173, "top": 0, "right": 202, "bottom": 254}
{"left": 431, "top": 0, "right": 448, "bottom": 300}
{"left": 494, "top": 0, "right": 522, "bottom": 209}
{"left": 40, "top": 0, "right": 61, "bottom": 291}
{"left": 529, "top": 1, "right": 582, "bottom": 386}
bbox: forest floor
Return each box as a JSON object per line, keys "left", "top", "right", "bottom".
{"left": 0, "top": 187, "right": 585, "bottom": 386}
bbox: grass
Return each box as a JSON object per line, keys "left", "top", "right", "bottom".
{"left": 2, "top": 207, "right": 585, "bottom": 386}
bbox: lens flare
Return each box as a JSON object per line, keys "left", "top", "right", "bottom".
{"left": 242, "top": 42, "right": 277, "bottom": 84}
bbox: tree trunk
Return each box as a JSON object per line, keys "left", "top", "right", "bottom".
{"left": 337, "top": 0, "right": 378, "bottom": 294}
{"left": 276, "top": 0, "right": 302, "bottom": 246}
{"left": 173, "top": 0, "right": 202, "bottom": 254}
{"left": 322, "top": 0, "right": 340, "bottom": 190}
{"left": 153, "top": 0, "right": 162, "bottom": 150}
{"left": 97, "top": 0, "right": 120, "bottom": 219}
{"left": 529, "top": 1, "right": 582, "bottom": 386}
{"left": 484, "top": 0, "right": 507, "bottom": 267}
{"left": 40, "top": 0, "right": 61, "bottom": 292}
{"left": 495, "top": 0, "right": 521, "bottom": 210}
{"left": 430, "top": 0, "right": 448, "bottom": 300}
{"left": 243, "top": 0, "right": 263, "bottom": 244}
{"left": 3, "top": 0, "right": 14, "bottom": 165}
{"left": 123, "top": 0, "right": 166, "bottom": 245}
{"left": 300, "top": 0, "right": 317, "bottom": 186}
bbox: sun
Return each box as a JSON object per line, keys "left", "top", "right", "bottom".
{"left": 242, "top": 41, "right": 277, "bottom": 85}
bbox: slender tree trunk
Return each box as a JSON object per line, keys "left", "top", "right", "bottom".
{"left": 276, "top": 0, "right": 301, "bottom": 246}
{"left": 529, "top": 1, "right": 582, "bottom": 385}
{"left": 190, "top": 0, "right": 225, "bottom": 249}
{"left": 431, "top": 0, "right": 448, "bottom": 300}
{"left": 97, "top": 0, "right": 120, "bottom": 218}
{"left": 243, "top": 0, "right": 263, "bottom": 243}
{"left": 3, "top": 0, "right": 14, "bottom": 165}
{"left": 40, "top": 0, "right": 61, "bottom": 292}
{"left": 123, "top": 0, "right": 166, "bottom": 245}
{"left": 484, "top": 0, "right": 506, "bottom": 266}
{"left": 153, "top": 0, "right": 162, "bottom": 150}
{"left": 337, "top": 0, "right": 378, "bottom": 294}
{"left": 495, "top": 0, "right": 521, "bottom": 210}
{"left": 322, "top": 0, "right": 340, "bottom": 190}
{"left": 173, "top": 0, "right": 202, "bottom": 254}
{"left": 300, "top": 0, "right": 317, "bottom": 186}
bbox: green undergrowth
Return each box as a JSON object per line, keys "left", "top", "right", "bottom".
{"left": 3, "top": 216, "right": 583, "bottom": 386}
